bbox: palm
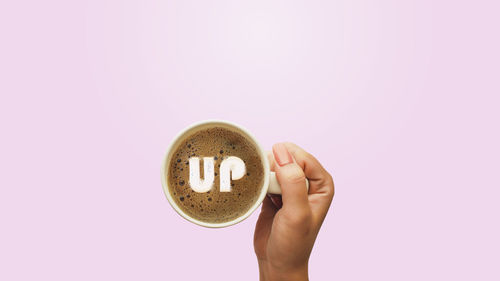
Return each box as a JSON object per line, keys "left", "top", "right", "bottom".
{"left": 254, "top": 196, "right": 313, "bottom": 269}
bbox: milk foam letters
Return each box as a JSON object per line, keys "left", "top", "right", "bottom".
{"left": 188, "top": 157, "right": 215, "bottom": 192}
{"left": 219, "top": 156, "right": 246, "bottom": 192}
{"left": 188, "top": 156, "right": 246, "bottom": 192}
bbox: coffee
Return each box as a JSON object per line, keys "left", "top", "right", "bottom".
{"left": 166, "top": 126, "right": 265, "bottom": 224}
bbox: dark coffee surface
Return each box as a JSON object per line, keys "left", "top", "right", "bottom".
{"left": 167, "top": 127, "right": 264, "bottom": 224}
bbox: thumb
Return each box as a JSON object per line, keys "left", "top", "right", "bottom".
{"left": 272, "top": 143, "right": 309, "bottom": 210}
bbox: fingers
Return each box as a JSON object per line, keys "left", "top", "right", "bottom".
{"left": 268, "top": 194, "right": 283, "bottom": 209}
{"left": 254, "top": 196, "right": 277, "bottom": 256}
{"left": 281, "top": 143, "right": 334, "bottom": 198}
{"left": 281, "top": 142, "right": 334, "bottom": 222}
{"left": 255, "top": 196, "right": 277, "bottom": 234}
{"left": 272, "top": 143, "right": 309, "bottom": 211}
{"left": 257, "top": 195, "right": 277, "bottom": 220}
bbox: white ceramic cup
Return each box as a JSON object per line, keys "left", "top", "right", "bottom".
{"left": 161, "top": 119, "right": 305, "bottom": 228}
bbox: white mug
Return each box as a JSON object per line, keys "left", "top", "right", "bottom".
{"left": 161, "top": 119, "right": 306, "bottom": 228}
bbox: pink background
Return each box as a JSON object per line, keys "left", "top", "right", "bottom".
{"left": 1, "top": 0, "right": 499, "bottom": 280}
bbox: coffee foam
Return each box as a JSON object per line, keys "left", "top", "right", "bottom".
{"left": 166, "top": 127, "right": 264, "bottom": 224}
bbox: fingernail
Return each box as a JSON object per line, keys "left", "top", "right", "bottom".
{"left": 273, "top": 143, "right": 293, "bottom": 166}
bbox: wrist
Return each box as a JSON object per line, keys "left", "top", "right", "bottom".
{"left": 259, "top": 261, "right": 309, "bottom": 281}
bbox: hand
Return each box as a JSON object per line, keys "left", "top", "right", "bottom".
{"left": 254, "top": 143, "right": 335, "bottom": 281}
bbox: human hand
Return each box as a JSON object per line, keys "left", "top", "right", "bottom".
{"left": 254, "top": 143, "right": 335, "bottom": 281}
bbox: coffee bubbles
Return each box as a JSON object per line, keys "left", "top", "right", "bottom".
{"left": 167, "top": 127, "right": 264, "bottom": 224}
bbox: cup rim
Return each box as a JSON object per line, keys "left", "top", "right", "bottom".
{"left": 161, "top": 119, "right": 270, "bottom": 228}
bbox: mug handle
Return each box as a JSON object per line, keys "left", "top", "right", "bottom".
{"left": 267, "top": 172, "right": 309, "bottom": 194}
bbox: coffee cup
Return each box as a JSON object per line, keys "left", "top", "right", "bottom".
{"left": 161, "top": 119, "right": 308, "bottom": 228}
